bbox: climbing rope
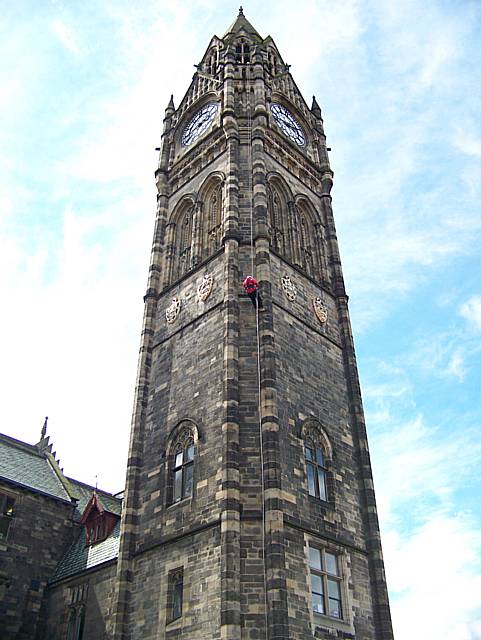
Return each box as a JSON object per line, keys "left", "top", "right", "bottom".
{"left": 246, "top": 61, "right": 269, "bottom": 640}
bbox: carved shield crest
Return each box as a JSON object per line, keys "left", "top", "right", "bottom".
{"left": 281, "top": 274, "right": 297, "bottom": 301}
{"left": 313, "top": 297, "right": 328, "bottom": 324}
{"left": 197, "top": 273, "right": 214, "bottom": 302}
{"left": 165, "top": 297, "right": 181, "bottom": 324}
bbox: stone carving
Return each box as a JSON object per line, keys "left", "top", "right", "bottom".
{"left": 281, "top": 274, "right": 297, "bottom": 301}
{"left": 166, "top": 298, "right": 181, "bottom": 324}
{"left": 197, "top": 273, "right": 214, "bottom": 302}
{"left": 313, "top": 297, "right": 328, "bottom": 324}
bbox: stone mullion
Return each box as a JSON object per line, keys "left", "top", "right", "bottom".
{"left": 251, "top": 49, "right": 289, "bottom": 637}
{"left": 320, "top": 172, "right": 394, "bottom": 640}
{"left": 162, "top": 222, "right": 176, "bottom": 289}
{"left": 220, "top": 46, "right": 242, "bottom": 640}
{"left": 308, "top": 220, "right": 321, "bottom": 283}
{"left": 190, "top": 201, "right": 203, "bottom": 267}
{"left": 314, "top": 222, "right": 329, "bottom": 287}
{"left": 287, "top": 201, "right": 302, "bottom": 268}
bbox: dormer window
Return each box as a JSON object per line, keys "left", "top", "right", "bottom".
{"left": 79, "top": 492, "right": 119, "bottom": 547}
{"left": 86, "top": 513, "right": 108, "bottom": 545}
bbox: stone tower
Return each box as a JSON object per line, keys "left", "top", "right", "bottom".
{"left": 110, "top": 9, "right": 393, "bottom": 640}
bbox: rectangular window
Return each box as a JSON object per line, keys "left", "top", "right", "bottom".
{"left": 0, "top": 493, "right": 15, "bottom": 541}
{"left": 309, "top": 546, "right": 343, "bottom": 620}
{"left": 167, "top": 568, "right": 184, "bottom": 623}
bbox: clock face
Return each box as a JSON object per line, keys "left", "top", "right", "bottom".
{"left": 181, "top": 103, "right": 218, "bottom": 147}
{"left": 270, "top": 103, "right": 306, "bottom": 147}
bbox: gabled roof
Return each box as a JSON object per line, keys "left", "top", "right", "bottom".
{"left": 49, "top": 520, "right": 121, "bottom": 583}
{"left": 0, "top": 433, "right": 72, "bottom": 503}
{"left": 68, "top": 478, "right": 122, "bottom": 522}
{"left": 223, "top": 7, "right": 262, "bottom": 41}
{"left": 79, "top": 491, "right": 120, "bottom": 524}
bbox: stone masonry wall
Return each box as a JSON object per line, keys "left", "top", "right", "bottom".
{"left": 0, "top": 481, "right": 74, "bottom": 639}
{"left": 45, "top": 562, "right": 117, "bottom": 640}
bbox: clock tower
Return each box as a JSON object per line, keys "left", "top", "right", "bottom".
{"left": 110, "top": 9, "right": 393, "bottom": 640}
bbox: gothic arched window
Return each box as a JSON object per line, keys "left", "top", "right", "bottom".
{"left": 267, "top": 178, "right": 291, "bottom": 260}
{"left": 173, "top": 203, "right": 194, "bottom": 281}
{"left": 302, "top": 421, "right": 332, "bottom": 502}
{"left": 172, "top": 433, "right": 195, "bottom": 503}
{"left": 295, "top": 199, "right": 324, "bottom": 282}
{"left": 66, "top": 605, "right": 85, "bottom": 640}
{"left": 305, "top": 438, "right": 328, "bottom": 501}
{"left": 206, "top": 183, "right": 222, "bottom": 256}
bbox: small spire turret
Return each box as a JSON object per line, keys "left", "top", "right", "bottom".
{"left": 165, "top": 94, "right": 175, "bottom": 117}
{"left": 311, "top": 96, "right": 322, "bottom": 119}
{"left": 41, "top": 416, "right": 48, "bottom": 440}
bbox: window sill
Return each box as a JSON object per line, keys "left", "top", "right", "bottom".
{"left": 166, "top": 496, "right": 193, "bottom": 511}
{"left": 313, "top": 611, "right": 354, "bottom": 635}
{"left": 166, "top": 616, "right": 183, "bottom": 629}
{"left": 308, "top": 494, "right": 334, "bottom": 509}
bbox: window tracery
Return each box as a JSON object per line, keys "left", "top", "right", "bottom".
{"left": 294, "top": 199, "right": 327, "bottom": 283}
{"left": 205, "top": 183, "right": 222, "bottom": 256}
{"left": 168, "top": 424, "right": 197, "bottom": 505}
{"left": 302, "top": 421, "right": 332, "bottom": 502}
{"left": 267, "top": 177, "right": 291, "bottom": 262}
{"left": 171, "top": 202, "right": 194, "bottom": 282}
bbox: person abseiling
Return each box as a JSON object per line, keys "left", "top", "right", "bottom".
{"left": 242, "top": 275, "right": 265, "bottom": 310}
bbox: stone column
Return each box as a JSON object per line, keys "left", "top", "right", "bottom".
{"left": 287, "top": 201, "right": 302, "bottom": 268}
{"left": 220, "top": 43, "right": 242, "bottom": 640}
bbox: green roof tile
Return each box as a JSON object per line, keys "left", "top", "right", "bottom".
{"left": 0, "top": 435, "right": 71, "bottom": 503}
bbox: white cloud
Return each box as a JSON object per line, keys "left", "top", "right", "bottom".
{"left": 51, "top": 19, "right": 81, "bottom": 56}
{"left": 460, "top": 296, "right": 481, "bottom": 332}
{"left": 384, "top": 514, "right": 481, "bottom": 640}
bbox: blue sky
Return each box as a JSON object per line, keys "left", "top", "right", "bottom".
{"left": 1, "top": 1, "right": 481, "bottom": 638}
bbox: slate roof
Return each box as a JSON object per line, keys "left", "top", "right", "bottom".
{"left": 0, "top": 431, "right": 123, "bottom": 582}
{"left": 50, "top": 520, "right": 121, "bottom": 583}
{"left": 0, "top": 434, "right": 72, "bottom": 503}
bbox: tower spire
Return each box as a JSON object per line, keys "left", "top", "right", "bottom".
{"left": 223, "top": 6, "right": 262, "bottom": 39}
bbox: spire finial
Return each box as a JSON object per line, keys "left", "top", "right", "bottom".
{"left": 239, "top": 6, "right": 244, "bottom": 16}
{"left": 41, "top": 416, "right": 48, "bottom": 440}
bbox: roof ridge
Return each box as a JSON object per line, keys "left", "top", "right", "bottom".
{"left": 66, "top": 476, "right": 122, "bottom": 499}
{"left": 0, "top": 433, "right": 45, "bottom": 457}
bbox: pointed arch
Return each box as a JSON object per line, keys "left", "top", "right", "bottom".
{"left": 301, "top": 418, "right": 333, "bottom": 503}
{"left": 294, "top": 195, "right": 327, "bottom": 283}
{"left": 266, "top": 172, "right": 293, "bottom": 261}
{"left": 167, "top": 195, "right": 196, "bottom": 284}
{"left": 166, "top": 419, "right": 200, "bottom": 505}
{"left": 198, "top": 172, "right": 225, "bottom": 260}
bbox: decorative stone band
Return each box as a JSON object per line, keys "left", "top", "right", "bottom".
{"left": 281, "top": 274, "right": 297, "bottom": 301}
{"left": 313, "top": 297, "right": 328, "bottom": 324}
{"left": 197, "top": 273, "right": 214, "bottom": 302}
{"left": 166, "top": 297, "right": 181, "bottom": 324}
